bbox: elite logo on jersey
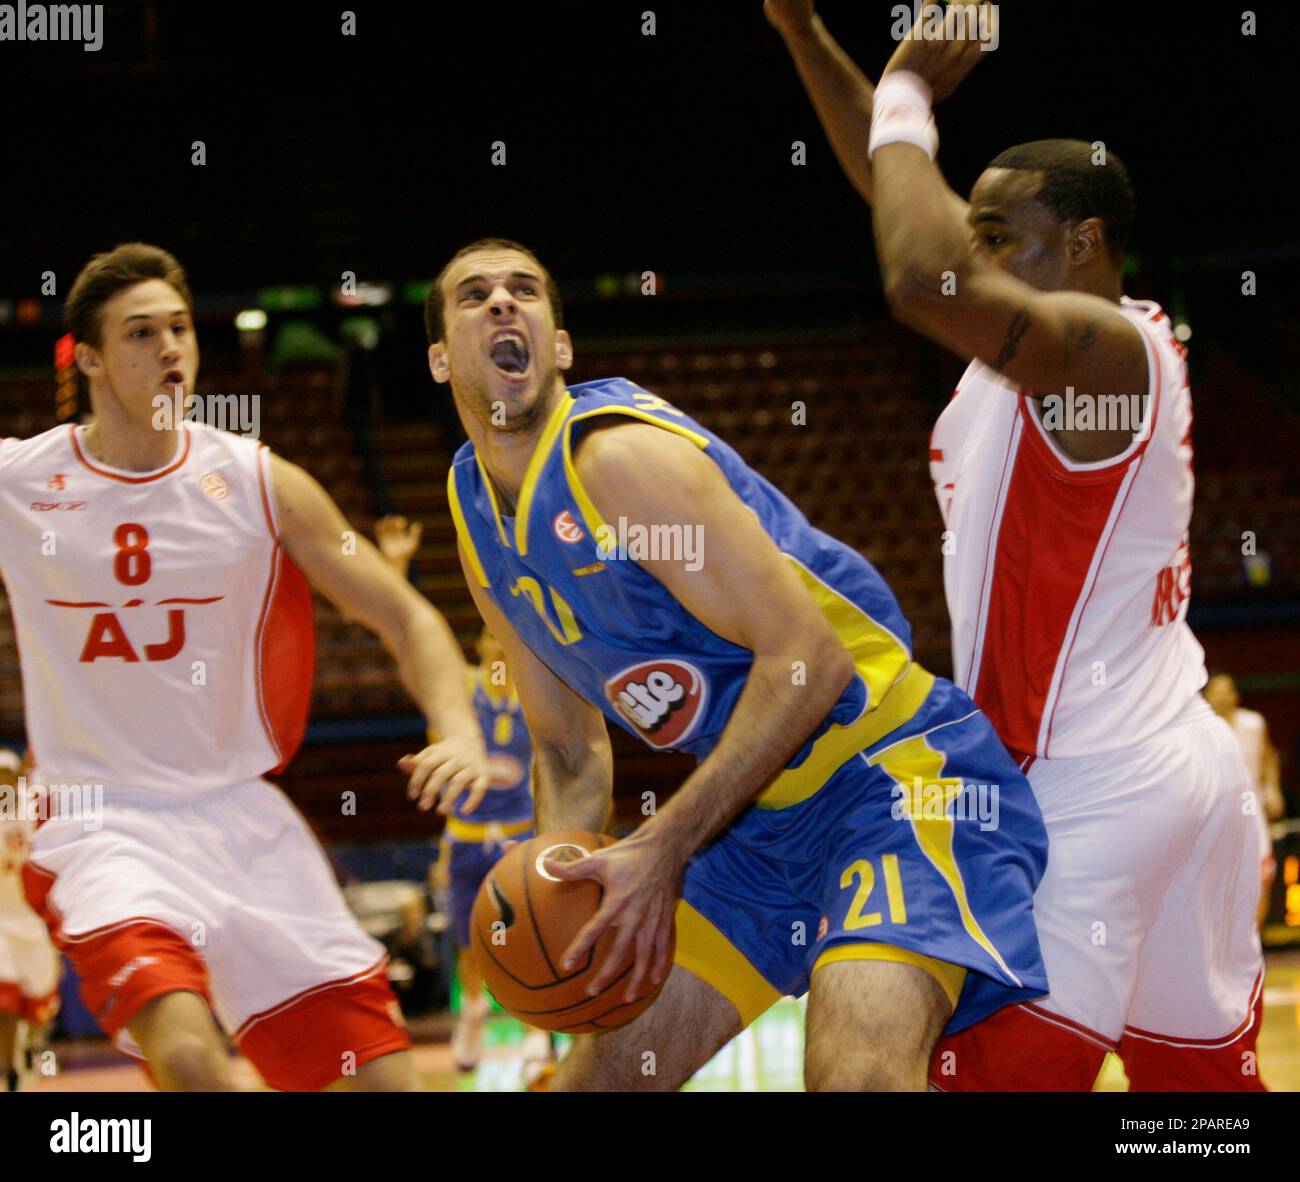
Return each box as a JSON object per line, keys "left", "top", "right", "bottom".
{"left": 200, "top": 473, "right": 229, "bottom": 501}
{"left": 605, "top": 659, "right": 707, "bottom": 749}
{"left": 553, "top": 509, "right": 584, "bottom": 544}
{"left": 487, "top": 753, "right": 526, "bottom": 788}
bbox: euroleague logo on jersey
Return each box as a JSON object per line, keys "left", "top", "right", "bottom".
{"left": 199, "top": 472, "right": 229, "bottom": 501}
{"left": 605, "top": 658, "right": 707, "bottom": 749}
{"left": 553, "top": 509, "right": 584, "bottom": 544}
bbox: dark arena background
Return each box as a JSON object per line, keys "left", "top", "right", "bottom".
{"left": 0, "top": 0, "right": 1297, "bottom": 1136}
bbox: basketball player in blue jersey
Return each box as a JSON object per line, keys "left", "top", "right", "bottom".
{"left": 428, "top": 237, "right": 1050, "bottom": 1090}
{"left": 375, "top": 519, "right": 556, "bottom": 1084}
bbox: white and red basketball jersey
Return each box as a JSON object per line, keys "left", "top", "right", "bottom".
{"left": 929, "top": 297, "right": 1206, "bottom": 758}
{"left": 0, "top": 423, "right": 314, "bottom": 796}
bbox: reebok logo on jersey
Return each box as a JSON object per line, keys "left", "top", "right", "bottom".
{"left": 29, "top": 500, "right": 87, "bottom": 511}
{"left": 553, "top": 509, "right": 584, "bottom": 544}
{"left": 46, "top": 473, "right": 66, "bottom": 490}
{"left": 605, "top": 659, "right": 707, "bottom": 749}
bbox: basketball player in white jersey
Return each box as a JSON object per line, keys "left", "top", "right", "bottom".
{"left": 1205, "top": 672, "right": 1285, "bottom": 924}
{"left": 0, "top": 243, "right": 491, "bottom": 1091}
{"left": 769, "top": 1, "right": 1266, "bottom": 1089}
{"left": 0, "top": 749, "right": 60, "bottom": 1092}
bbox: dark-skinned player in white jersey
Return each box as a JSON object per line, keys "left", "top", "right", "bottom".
{"left": 768, "top": 0, "right": 1265, "bottom": 1090}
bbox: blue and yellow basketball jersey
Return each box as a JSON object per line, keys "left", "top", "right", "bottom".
{"left": 452, "top": 666, "right": 533, "bottom": 826}
{"left": 448, "top": 378, "right": 930, "bottom": 808}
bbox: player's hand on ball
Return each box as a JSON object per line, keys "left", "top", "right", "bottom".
{"left": 546, "top": 830, "right": 685, "bottom": 1003}
{"left": 398, "top": 733, "right": 490, "bottom": 815}
{"left": 764, "top": 0, "right": 816, "bottom": 34}
{"left": 882, "top": 0, "right": 995, "bottom": 104}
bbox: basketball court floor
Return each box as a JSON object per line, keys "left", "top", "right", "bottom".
{"left": 20, "top": 951, "right": 1300, "bottom": 1092}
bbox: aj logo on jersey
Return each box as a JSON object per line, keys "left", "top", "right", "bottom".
{"left": 605, "top": 658, "right": 707, "bottom": 749}
{"left": 49, "top": 523, "right": 225, "bottom": 663}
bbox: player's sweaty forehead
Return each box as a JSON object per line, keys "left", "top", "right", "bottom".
{"left": 968, "top": 168, "right": 1056, "bottom": 235}
{"left": 445, "top": 252, "right": 547, "bottom": 303}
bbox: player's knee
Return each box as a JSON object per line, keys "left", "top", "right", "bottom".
{"left": 347, "top": 1051, "right": 423, "bottom": 1092}
{"left": 149, "top": 1033, "right": 234, "bottom": 1091}
{"left": 805, "top": 1040, "right": 927, "bottom": 1092}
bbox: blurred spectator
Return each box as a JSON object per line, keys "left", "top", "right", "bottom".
{"left": 1205, "top": 672, "right": 1285, "bottom": 926}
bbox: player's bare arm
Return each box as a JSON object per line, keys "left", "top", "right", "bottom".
{"left": 458, "top": 540, "right": 613, "bottom": 835}
{"left": 767, "top": 0, "right": 880, "bottom": 205}
{"left": 269, "top": 454, "right": 489, "bottom": 812}
{"left": 870, "top": 12, "right": 1148, "bottom": 462}
{"left": 550, "top": 421, "right": 855, "bottom": 1000}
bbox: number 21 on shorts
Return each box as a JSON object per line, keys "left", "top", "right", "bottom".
{"left": 839, "top": 854, "right": 908, "bottom": 929}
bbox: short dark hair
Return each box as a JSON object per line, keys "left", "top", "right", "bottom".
{"left": 987, "top": 139, "right": 1136, "bottom": 261}
{"left": 65, "top": 242, "right": 194, "bottom": 347}
{"left": 424, "top": 237, "right": 563, "bottom": 343}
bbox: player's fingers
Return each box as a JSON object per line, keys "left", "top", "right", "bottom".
{"left": 420, "top": 764, "right": 464, "bottom": 813}
{"left": 560, "top": 890, "right": 620, "bottom": 970}
{"left": 590, "top": 905, "right": 640, "bottom": 995}
{"left": 457, "top": 770, "right": 492, "bottom": 816}
{"left": 544, "top": 849, "right": 601, "bottom": 882}
{"left": 434, "top": 764, "right": 480, "bottom": 815}
{"left": 650, "top": 903, "right": 675, "bottom": 986}
{"left": 625, "top": 896, "right": 661, "bottom": 1001}
{"left": 411, "top": 752, "right": 455, "bottom": 810}
{"left": 403, "top": 753, "right": 436, "bottom": 801}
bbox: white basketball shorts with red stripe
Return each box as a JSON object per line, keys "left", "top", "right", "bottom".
{"left": 23, "top": 777, "right": 409, "bottom": 1090}
{"left": 932, "top": 695, "right": 1267, "bottom": 1091}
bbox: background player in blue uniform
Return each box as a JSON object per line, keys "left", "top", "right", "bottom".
{"left": 422, "top": 237, "right": 1050, "bottom": 1091}
{"left": 376, "top": 520, "right": 556, "bottom": 1084}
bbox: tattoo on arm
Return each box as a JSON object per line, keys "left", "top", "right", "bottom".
{"left": 1062, "top": 316, "right": 1098, "bottom": 366}
{"left": 996, "top": 308, "right": 1031, "bottom": 371}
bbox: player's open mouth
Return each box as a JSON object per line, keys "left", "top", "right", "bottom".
{"left": 488, "top": 333, "right": 530, "bottom": 377}
{"left": 163, "top": 370, "right": 184, "bottom": 389}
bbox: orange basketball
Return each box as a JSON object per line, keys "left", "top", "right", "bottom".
{"left": 469, "top": 829, "right": 675, "bottom": 1033}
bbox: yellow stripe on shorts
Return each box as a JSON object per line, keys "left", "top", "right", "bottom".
{"left": 445, "top": 816, "right": 533, "bottom": 843}
{"left": 672, "top": 899, "right": 781, "bottom": 1029}
{"left": 868, "top": 731, "right": 1021, "bottom": 987}
{"left": 812, "top": 943, "right": 967, "bottom": 1010}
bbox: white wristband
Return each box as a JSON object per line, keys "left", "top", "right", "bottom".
{"left": 869, "top": 70, "right": 938, "bottom": 160}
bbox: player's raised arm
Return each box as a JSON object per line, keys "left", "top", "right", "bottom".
{"left": 268, "top": 453, "right": 489, "bottom": 811}
{"left": 767, "top": 1, "right": 880, "bottom": 205}
{"left": 867, "top": 8, "right": 1147, "bottom": 461}
{"left": 550, "top": 420, "right": 855, "bottom": 998}
{"left": 458, "top": 540, "right": 613, "bottom": 835}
